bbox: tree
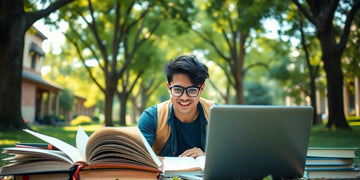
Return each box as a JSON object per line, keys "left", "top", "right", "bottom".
{"left": 59, "top": 88, "right": 74, "bottom": 122}
{"left": 0, "top": 0, "right": 73, "bottom": 131}
{"left": 192, "top": 0, "right": 281, "bottom": 104}
{"left": 60, "top": 0, "right": 196, "bottom": 126}
{"left": 298, "top": 16, "right": 322, "bottom": 124}
{"left": 292, "top": 0, "right": 360, "bottom": 129}
{"left": 343, "top": 13, "right": 360, "bottom": 78}
{"left": 42, "top": 42, "right": 103, "bottom": 120}
{"left": 282, "top": 10, "right": 323, "bottom": 124}
{"left": 245, "top": 82, "right": 272, "bottom": 105}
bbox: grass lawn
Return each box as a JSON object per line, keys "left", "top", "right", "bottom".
{"left": 1, "top": 123, "right": 360, "bottom": 166}
{"left": 308, "top": 124, "right": 360, "bottom": 148}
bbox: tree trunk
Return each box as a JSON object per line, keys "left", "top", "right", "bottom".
{"left": 104, "top": 85, "right": 115, "bottom": 126}
{"left": 299, "top": 21, "right": 320, "bottom": 125}
{"left": 233, "top": 33, "right": 247, "bottom": 104}
{"left": 323, "top": 55, "right": 350, "bottom": 129}
{"left": 309, "top": 75, "right": 320, "bottom": 124}
{"left": 130, "top": 96, "right": 137, "bottom": 124}
{"left": 234, "top": 75, "right": 244, "bottom": 104}
{"left": 317, "top": 26, "right": 350, "bottom": 129}
{"left": 0, "top": 1, "right": 28, "bottom": 131}
{"left": 118, "top": 92, "right": 127, "bottom": 126}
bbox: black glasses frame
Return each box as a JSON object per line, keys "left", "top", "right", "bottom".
{"left": 169, "top": 85, "right": 201, "bottom": 97}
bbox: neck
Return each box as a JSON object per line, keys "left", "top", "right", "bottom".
{"left": 174, "top": 109, "right": 199, "bottom": 123}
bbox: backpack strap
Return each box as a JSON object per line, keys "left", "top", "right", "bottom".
{"left": 153, "top": 100, "right": 172, "bottom": 155}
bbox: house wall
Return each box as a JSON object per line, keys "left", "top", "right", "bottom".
{"left": 23, "top": 31, "right": 44, "bottom": 74}
{"left": 21, "top": 81, "right": 36, "bottom": 123}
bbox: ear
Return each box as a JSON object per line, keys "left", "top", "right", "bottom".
{"left": 167, "top": 82, "right": 170, "bottom": 91}
{"left": 200, "top": 83, "right": 205, "bottom": 92}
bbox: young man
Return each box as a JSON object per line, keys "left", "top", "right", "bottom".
{"left": 137, "top": 54, "right": 215, "bottom": 158}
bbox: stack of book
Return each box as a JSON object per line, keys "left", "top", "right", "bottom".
{"left": 304, "top": 147, "right": 360, "bottom": 179}
{"left": 0, "top": 126, "right": 163, "bottom": 180}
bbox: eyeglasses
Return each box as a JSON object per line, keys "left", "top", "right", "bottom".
{"left": 169, "top": 85, "right": 201, "bottom": 97}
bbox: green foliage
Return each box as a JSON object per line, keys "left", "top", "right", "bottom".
{"left": 70, "top": 115, "right": 93, "bottom": 126}
{"left": 59, "top": 88, "right": 74, "bottom": 112}
{"left": 43, "top": 43, "right": 103, "bottom": 109}
{"left": 37, "top": 1, "right": 359, "bottom": 125}
{"left": 347, "top": 116, "right": 360, "bottom": 122}
{"left": 245, "top": 82, "right": 272, "bottom": 105}
{"left": 343, "top": 14, "right": 360, "bottom": 78}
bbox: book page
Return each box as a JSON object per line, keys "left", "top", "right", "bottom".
{"left": 24, "top": 129, "right": 83, "bottom": 163}
{"left": 195, "top": 156, "right": 205, "bottom": 169}
{"left": 163, "top": 157, "right": 203, "bottom": 172}
{"left": 3, "top": 147, "right": 73, "bottom": 164}
{"left": 86, "top": 126, "right": 161, "bottom": 168}
{"left": 76, "top": 125, "right": 89, "bottom": 161}
{"left": 138, "top": 127, "right": 162, "bottom": 167}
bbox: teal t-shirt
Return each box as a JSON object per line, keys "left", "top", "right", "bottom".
{"left": 174, "top": 115, "right": 202, "bottom": 155}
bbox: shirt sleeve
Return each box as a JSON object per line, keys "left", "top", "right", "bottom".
{"left": 137, "top": 106, "right": 157, "bottom": 147}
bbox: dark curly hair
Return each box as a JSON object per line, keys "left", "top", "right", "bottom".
{"left": 164, "top": 54, "right": 209, "bottom": 86}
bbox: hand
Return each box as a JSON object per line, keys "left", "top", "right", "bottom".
{"left": 179, "top": 147, "right": 204, "bottom": 158}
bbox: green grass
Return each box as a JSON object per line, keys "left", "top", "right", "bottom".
{"left": 0, "top": 124, "right": 103, "bottom": 148}
{"left": 308, "top": 124, "right": 360, "bottom": 148}
{"left": 1, "top": 123, "right": 360, "bottom": 166}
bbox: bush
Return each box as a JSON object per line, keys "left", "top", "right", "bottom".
{"left": 42, "top": 115, "right": 64, "bottom": 126}
{"left": 92, "top": 116, "right": 100, "bottom": 122}
{"left": 70, "top": 115, "right": 93, "bottom": 126}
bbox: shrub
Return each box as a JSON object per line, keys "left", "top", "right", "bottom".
{"left": 42, "top": 115, "right": 64, "bottom": 126}
{"left": 92, "top": 116, "right": 100, "bottom": 122}
{"left": 70, "top": 115, "right": 93, "bottom": 126}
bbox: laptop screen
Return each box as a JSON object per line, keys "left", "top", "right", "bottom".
{"left": 204, "top": 105, "right": 313, "bottom": 179}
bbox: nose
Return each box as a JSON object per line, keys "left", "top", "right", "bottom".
{"left": 180, "top": 90, "right": 191, "bottom": 98}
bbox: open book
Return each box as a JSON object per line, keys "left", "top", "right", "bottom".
{"left": 162, "top": 156, "right": 205, "bottom": 177}
{"left": 0, "top": 126, "right": 162, "bottom": 178}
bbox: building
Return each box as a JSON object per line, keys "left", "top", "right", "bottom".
{"left": 22, "top": 27, "right": 95, "bottom": 125}
{"left": 22, "top": 27, "right": 62, "bottom": 124}
{"left": 286, "top": 77, "right": 360, "bottom": 120}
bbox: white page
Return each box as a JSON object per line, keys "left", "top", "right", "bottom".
{"left": 195, "top": 156, "right": 205, "bottom": 169}
{"left": 3, "top": 147, "right": 74, "bottom": 164}
{"left": 24, "top": 129, "right": 83, "bottom": 163}
{"left": 163, "top": 157, "right": 202, "bottom": 171}
{"left": 76, "top": 125, "right": 89, "bottom": 161}
{"left": 138, "top": 127, "right": 162, "bottom": 167}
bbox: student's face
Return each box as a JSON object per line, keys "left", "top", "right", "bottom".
{"left": 167, "top": 74, "right": 204, "bottom": 120}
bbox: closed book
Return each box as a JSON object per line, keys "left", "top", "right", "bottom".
{"left": 304, "top": 168, "right": 360, "bottom": 179}
{"left": 306, "top": 157, "right": 355, "bottom": 166}
{"left": 305, "top": 164, "right": 358, "bottom": 171}
{"left": 307, "top": 147, "right": 358, "bottom": 158}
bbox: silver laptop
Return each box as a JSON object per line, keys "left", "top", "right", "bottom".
{"left": 203, "top": 105, "right": 313, "bottom": 179}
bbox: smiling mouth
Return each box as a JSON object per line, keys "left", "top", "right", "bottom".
{"left": 179, "top": 101, "right": 191, "bottom": 107}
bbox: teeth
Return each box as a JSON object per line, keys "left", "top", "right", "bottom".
{"left": 180, "top": 102, "right": 190, "bottom": 106}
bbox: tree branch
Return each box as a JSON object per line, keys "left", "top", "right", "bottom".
{"left": 339, "top": 0, "right": 360, "bottom": 53}
{"left": 208, "top": 78, "right": 227, "bottom": 100}
{"left": 85, "top": 0, "right": 109, "bottom": 66}
{"left": 65, "top": 34, "right": 105, "bottom": 93}
{"left": 65, "top": 27, "right": 105, "bottom": 72}
{"left": 292, "top": 0, "right": 315, "bottom": 24}
{"left": 192, "top": 29, "right": 231, "bottom": 63}
{"left": 242, "top": 62, "right": 268, "bottom": 77}
{"left": 112, "top": 3, "right": 121, "bottom": 63}
{"left": 25, "top": 0, "right": 74, "bottom": 29}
